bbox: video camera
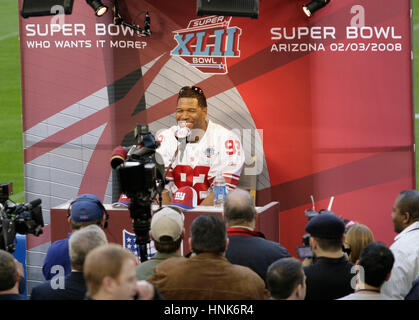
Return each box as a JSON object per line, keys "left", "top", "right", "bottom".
{"left": 110, "top": 124, "right": 166, "bottom": 262}
{"left": 296, "top": 196, "right": 336, "bottom": 259}
{"left": 0, "top": 183, "right": 44, "bottom": 253}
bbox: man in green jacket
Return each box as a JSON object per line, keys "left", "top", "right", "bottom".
{"left": 136, "top": 206, "right": 185, "bottom": 280}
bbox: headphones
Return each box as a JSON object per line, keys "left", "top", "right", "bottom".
{"left": 67, "top": 197, "right": 109, "bottom": 229}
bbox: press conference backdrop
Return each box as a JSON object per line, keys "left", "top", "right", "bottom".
{"left": 17, "top": 0, "right": 414, "bottom": 291}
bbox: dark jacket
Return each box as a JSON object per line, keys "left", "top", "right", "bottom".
{"left": 30, "top": 271, "right": 86, "bottom": 300}
{"left": 150, "top": 252, "right": 267, "bottom": 300}
{"left": 0, "top": 293, "right": 26, "bottom": 300}
{"left": 225, "top": 227, "right": 291, "bottom": 283}
{"left": 42, "top": 236, "right": 71, "bottom": 280}
{"left": 304, "top": 256, "right": 354, "bottom": 300}
{"left": 405, "top": 277, "right": 419, "bottom": 300}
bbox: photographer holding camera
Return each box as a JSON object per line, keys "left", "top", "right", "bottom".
{"left": 303, "top": 214, "right": 354, "bottom": 300}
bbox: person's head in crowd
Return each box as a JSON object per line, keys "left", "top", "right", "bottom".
{"left": 0, "top": 250, "right": 22, "bottom": 296}
{"left": 151, "top": 206, "right": 184, "bottom": 254}
{"left": 392, "top": 190, "right": 419, "bottom": 234}
{"left": 68, "top": 194, "right": 107, "bottom": 231}
{"left": 176, "top": 86, "right": 207, "bottom": 131}
{"left": 305, "top": 213, "right": 346, "bottom": 258}
{"left": 266, "top": 257, "right": 306, "bottom": 300}
{"left": 189, "top": 214, "right": 228, "bottom": 255}
{"left": 223, "top": 188, "right": 256, "bottom": 228}
{"left": 69, "top": 225, "right": 108, "bottom": 272}
{"left": 344, "top": 223, "right": 374, "bottom": 264}
{"left": 356, "top": 242, "right": 394, "bottom": 290}
{"left": 84, "top": 244, "right": 138, "bottom": 300}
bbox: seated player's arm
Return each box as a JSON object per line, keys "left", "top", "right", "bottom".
{"left": 199, "top": 192, "right": 214, "bottom": 206}
{"left": 160, "top": 189, "right": 172, "bottom": 205}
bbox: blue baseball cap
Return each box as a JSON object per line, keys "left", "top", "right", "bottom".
{"left": 70, "top": 194, "right": 105, "bottom": 222}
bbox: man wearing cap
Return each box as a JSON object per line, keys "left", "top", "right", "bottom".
{"left": 136, "top": 206, "right": 185, "bottom": 280}
{"left": 149, "top": 214, "right": 267, "bottom": 299}
{"left": 31, "top": 225, "right": 108, "bottom": 300}
{"left": 42, "top": 194, "right": 107, "bottom": 281}
{"left": 303, "top": 213, "right": 354, "bottom": 300}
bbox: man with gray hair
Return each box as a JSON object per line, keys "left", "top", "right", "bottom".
{"left": 31, "top": 225, "right": 108, "bottom": 300}
{"left": 223, "top": 188, "right": 290, "bottom": 283}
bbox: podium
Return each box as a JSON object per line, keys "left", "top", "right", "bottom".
{"left": 50, "top": 202, "right": 280, "bottom": 255}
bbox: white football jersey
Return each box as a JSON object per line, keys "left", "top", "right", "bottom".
{"left": 157, "top": 120, "right": 245, "bottom": 204}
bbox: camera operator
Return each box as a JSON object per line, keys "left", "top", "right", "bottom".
{"left": 32, "top": 225, "right": 108, "bottom": 300}
{"left": 0, "top": 250, "right": 26, "bottom": 300}
{"left": 42, "top": 194, "right": 107, "bottom": 280}
{"left": 303, "top": 214, "right": 354, "bottom": 300}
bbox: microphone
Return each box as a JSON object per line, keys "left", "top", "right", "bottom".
{"left": 175, "top": 121, "right": 191, "bottom": 143}
{"left": 175, "top": 121, "right": 191, "bottom": 162}
{"left": 110, "top": 146, "right": 128, "bottom": 169}
{"left": 164, "top": 122, "right": 190, "bottom": 177}
{"left": 140, "top": 133, "right": 160, "bottom": 149}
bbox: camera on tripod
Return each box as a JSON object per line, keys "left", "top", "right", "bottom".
{"left": 111, "top": 124, "right": 166, "bottom": 262}
{"left": 0, "top": 183, "right": 44, "bottom": 253}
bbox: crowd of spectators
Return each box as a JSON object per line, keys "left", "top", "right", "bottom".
{"left": 1, "top": 188, "right": 418, "bottom": 301}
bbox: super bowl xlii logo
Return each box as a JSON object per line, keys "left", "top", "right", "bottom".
{"left": 170, "top": 16, "right": 242, "bottom": 74}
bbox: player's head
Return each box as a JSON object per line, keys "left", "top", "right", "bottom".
{"left": 178, "top": 86, "right": 207, "bottom": 108}
{"left": 176, "top": 86, "right": 207, "bottom": 130}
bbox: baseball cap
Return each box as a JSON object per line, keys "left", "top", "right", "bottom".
{"left": 112, "top": 194, "right": 131, "bottom": 208}
{"left": 70, "top": 194, "right": 105, "bottom": 222}
{"left": 305, "top": 213, "right": 345, "bottom": 239}
{"left": 170, "top": 186, "right": 198, "bottom": 210}
{"left": 151, "top": 207, "right": 185, "bottom": 241}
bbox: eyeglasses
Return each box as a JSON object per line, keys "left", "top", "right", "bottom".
{"left": 179, "top": 86, "right": 204, "bottom": 95}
